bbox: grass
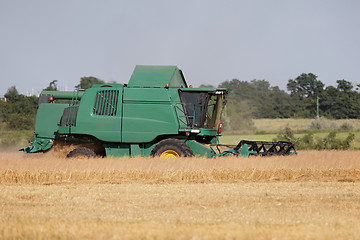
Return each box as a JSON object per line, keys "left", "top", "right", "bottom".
{"left": 0, "top": 151, "right": 360, "bottom": 239}
{"left": 221, "top": 118, "right": 360, "bottom": 149}
{"left": 252, "top": 118, "right": 360, "bottom": 132}
{"left": 221, "top": 130, "right": 360, "bottom": 149}
{"left": 0, "top": 129, "right": 33, "bottom": 150}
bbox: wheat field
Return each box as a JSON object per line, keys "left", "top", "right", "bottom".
{"left": 1, "top": 151, "right": 360, "bottom": 239}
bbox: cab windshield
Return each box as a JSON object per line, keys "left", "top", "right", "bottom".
{"left": 179, "top": 90, "right": 227, "bottom": 129}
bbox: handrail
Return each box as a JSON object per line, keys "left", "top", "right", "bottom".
{"left": 174, "top": 102, "right": 196, "bottom": 129}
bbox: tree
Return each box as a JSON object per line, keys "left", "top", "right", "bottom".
{"left": 268, "top": 86, "right": 294, "bottom": 118}
{"left": 217, "top": 78, "right": 293, "bottom": 132}
{"left": 321, "top": 80, "right": 360, "bottom": 119}
{"left": 287, "top": 73, "right": 325, "bottom": 118}
{"left": 4, "top": 86, "right": 20, "bottom": 103}
{"left": 219, "top": 79, "right": 291, "bottom": 119}
{"left": 76, "top": 76, "right": 105, "bottom": 89}
{"left": 43, "top": 80, "right": 58, "bottom": 91}
{"left": 337, "top": 79, "right": 353, "bottom": 92}
{"left": 287, "top": 73, "right": 324, "bottom": 99}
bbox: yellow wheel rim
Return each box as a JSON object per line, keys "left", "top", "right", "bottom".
{"left": 160, "top": 150, "right": 180, "bottom": 158}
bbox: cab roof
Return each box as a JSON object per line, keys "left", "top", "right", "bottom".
{"left": 127, "top": 65, "right": 188, "bottom": 88}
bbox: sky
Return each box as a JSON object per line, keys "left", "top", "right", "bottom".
{"left": 0, "top": 0, "right": 359, "bottom": 97}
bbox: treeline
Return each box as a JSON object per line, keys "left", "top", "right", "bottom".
{"left": 216, "top": 73, "right": 360, "bottom": 131}
{"left": 1, "top": 73, "right": 359, "bottom": 132}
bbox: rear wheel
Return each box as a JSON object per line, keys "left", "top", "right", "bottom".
{"left": 151, "top": 139, "right": 193, "bottom": 158}
{"left": 66, "top": 147, "right": 96, "bottom": 159}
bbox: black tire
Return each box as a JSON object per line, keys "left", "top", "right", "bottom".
{"left": 66, "top": 147, "right": 96, "bottom": 159}
{"left": 150, "top": 139, "right": 193, "bottom": 158}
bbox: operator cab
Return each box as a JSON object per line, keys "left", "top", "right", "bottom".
{"left": 179, "top": 89, "right": 228, "bottom": 131}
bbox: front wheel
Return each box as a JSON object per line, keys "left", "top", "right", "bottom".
{"left": 150, "top": 139, "right": 193, "bottom": 158}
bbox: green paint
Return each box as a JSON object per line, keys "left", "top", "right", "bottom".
{"left": 104, "top": 145, "right": 130, "bottom": 157}
{"left": 212, "top": 144, "right": 257, "bottom": 158}
{"left": 35, "top": 103, "right": 68, "bottom": 138}
{"left": 71, "top": 85, "right": 123, "bottom": 142}
{"left": 198, "top": 128, "right": 218, "bottom": 136}
{"left": 127, "top": 65, "right": 187, "bottom": 88}
{"left": 23, "top": 137, "right": 53, "bottom": 153}
{"left": 186, "top": 140, "right": 216, "bottom": 158}
{"left": 41, "top": 91, "right": 84, "bottom": 100}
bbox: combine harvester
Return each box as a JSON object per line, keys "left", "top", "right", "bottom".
{"left": 22, "top": 66, "right": 296, "bottom": 158}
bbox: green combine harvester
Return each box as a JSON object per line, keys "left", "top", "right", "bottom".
{"left": 22, "top": 65, "right": 296, "bottom": 158}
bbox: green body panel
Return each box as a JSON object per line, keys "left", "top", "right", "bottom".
{"left": 186, "top": 140, "right": 216, "bottom": 158}
{"left": 104, "top": 144, "right": 130, "bottom": 157}
{"left": 35, "top": 103, "right": 68, "bottom": 138}
{"left": 198, "top": 128, "right": 218, "bottom": 136}
{"left": 122, "top": 88, "right": 179, "bottom": 143}
{"left": 69, "top": 85, "right": 123, "bottom": 142}
{"left": 105, "top": 147, "right": 129, "bottom": 157}
{"left": 127, "top": 65, "right": 187, "bottom": 88}
{"left": 104, "top": 142, "right": 155, "bottom": 157}
{"left": 123, "top": 87, "right": 170, "bottom": 102}
{"left": 122, "top": 103, "right": 178, "bottom": 143}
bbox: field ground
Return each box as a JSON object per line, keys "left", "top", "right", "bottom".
{"left": 2, "top": 182, "right": 359, "bottom": 239}
{"left": 0, "top": 151, "right": 360, "bottom": 239}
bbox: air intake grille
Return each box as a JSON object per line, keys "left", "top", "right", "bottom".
{"left": 93, "top": 90, "right": 119, "bottom": 116}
